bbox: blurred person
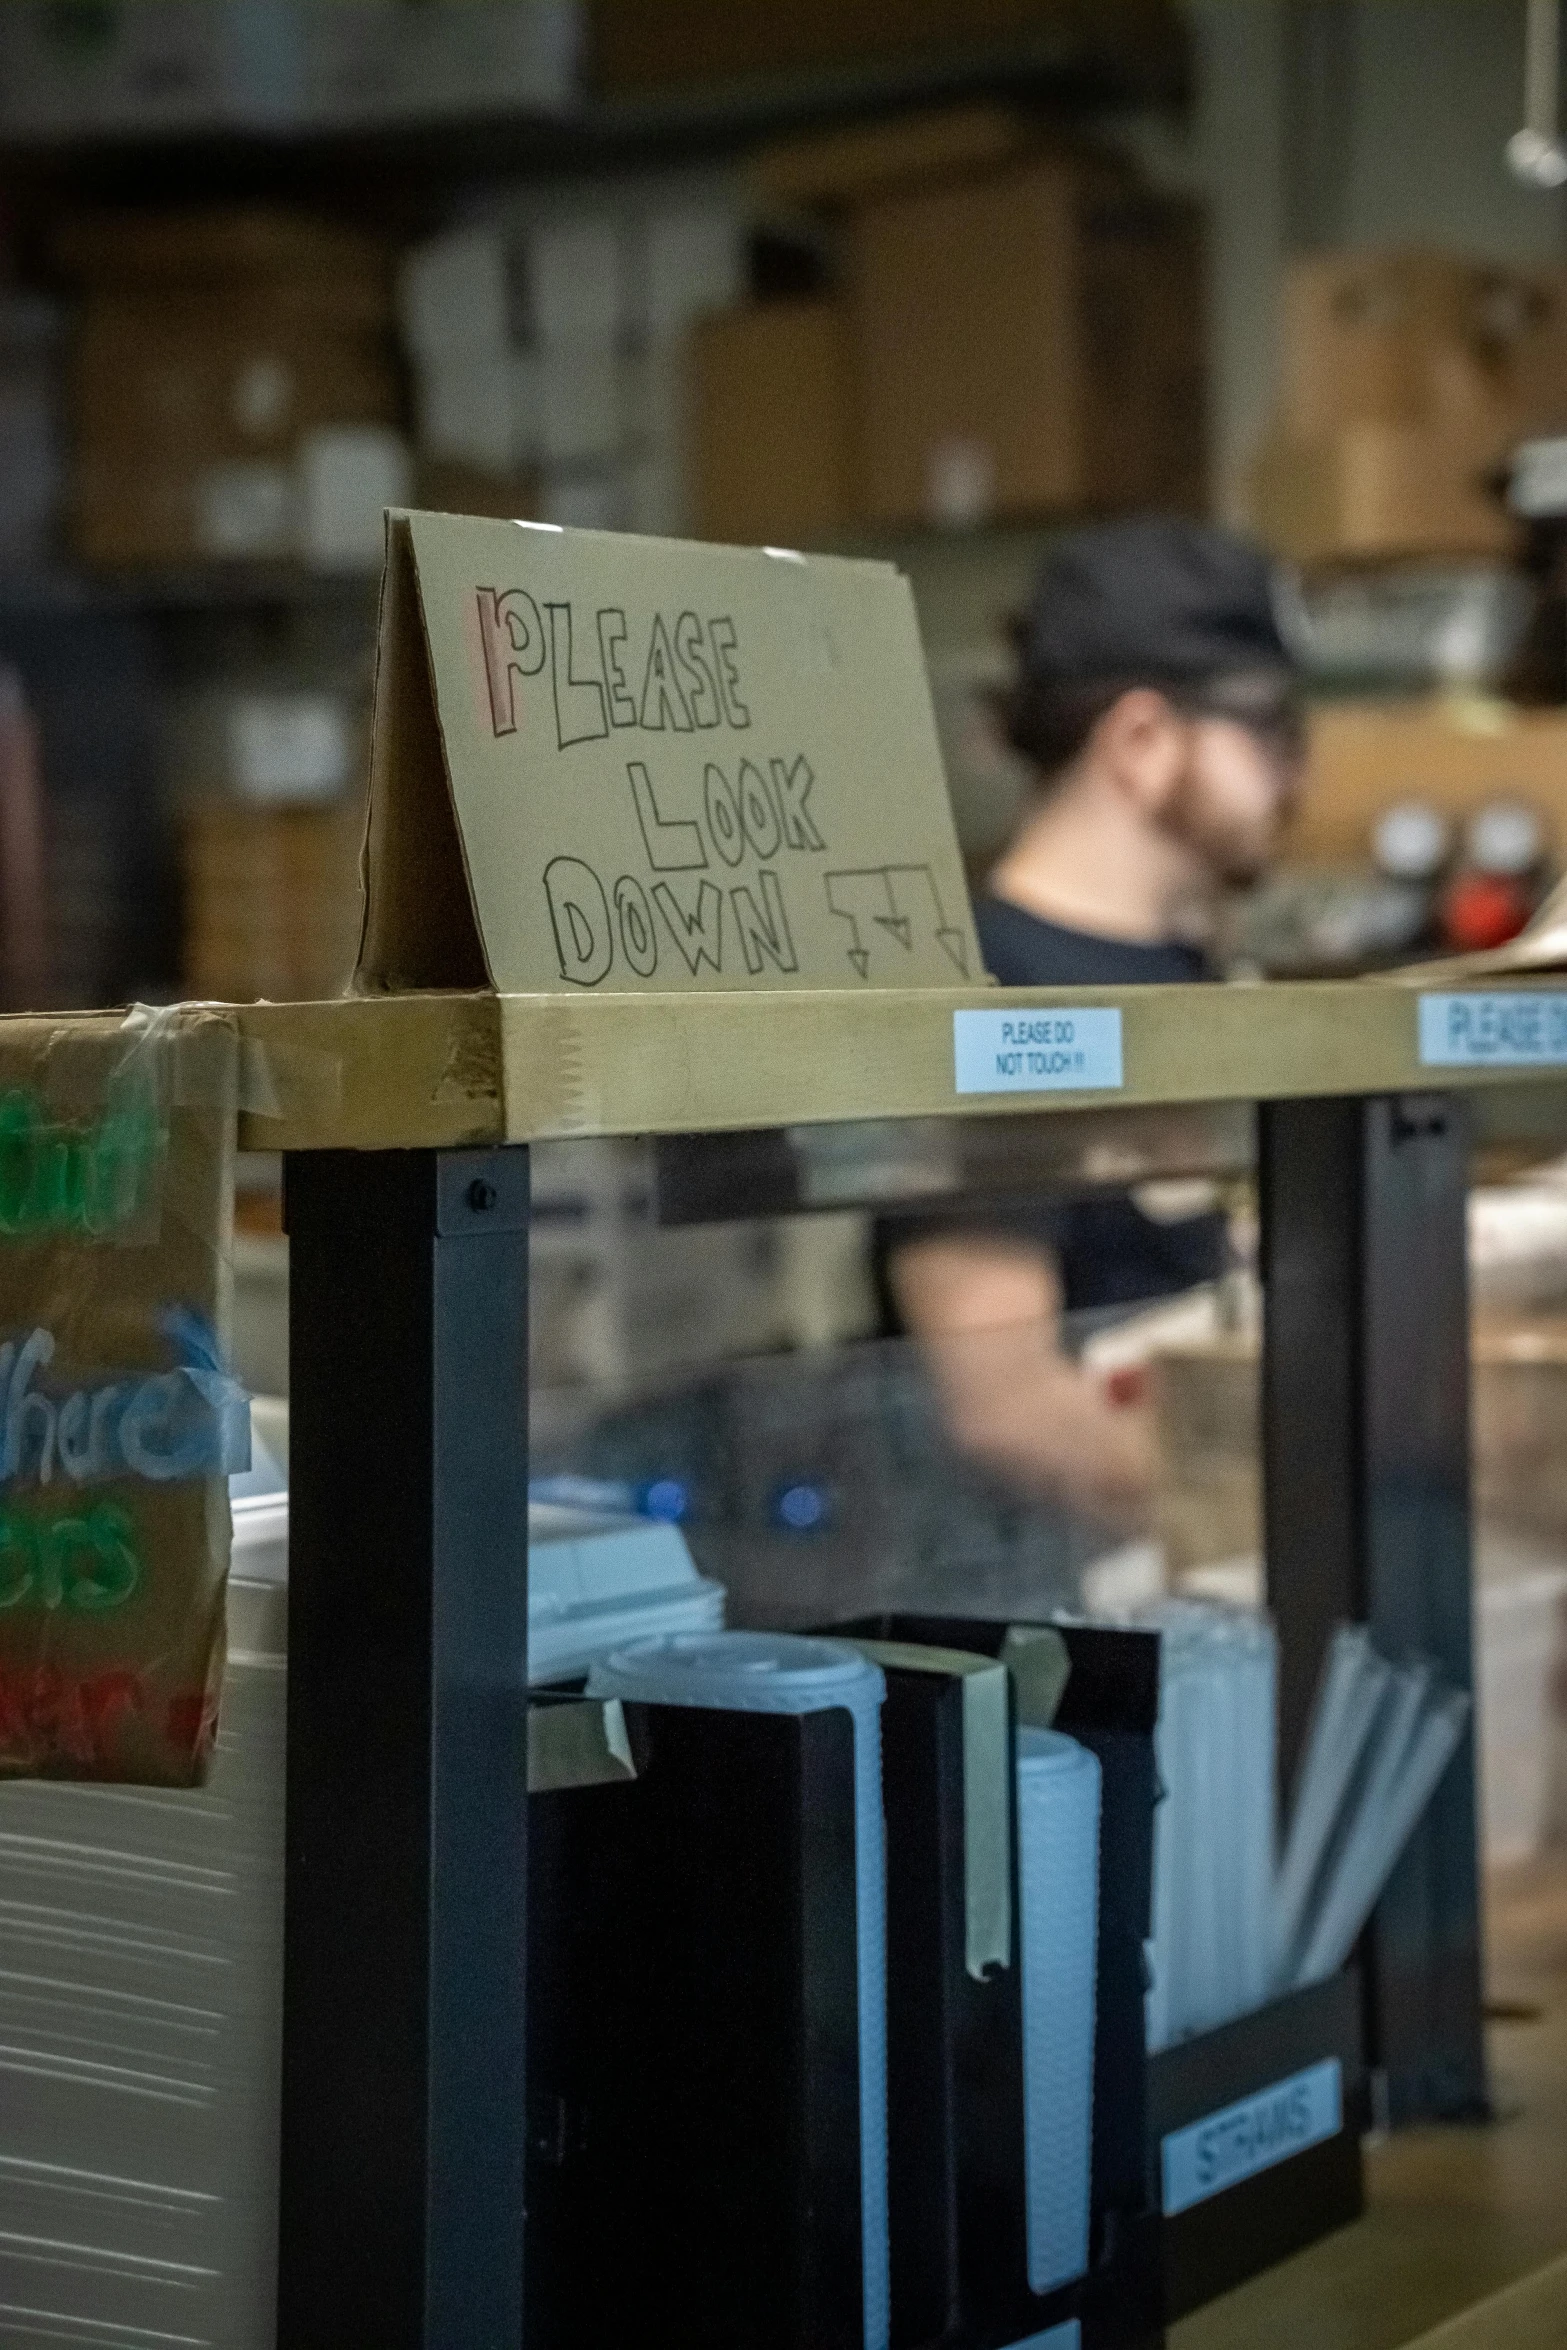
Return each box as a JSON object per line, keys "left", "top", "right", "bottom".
{"left": 881, "top": 518, "right": 1304, "bottom": 1530}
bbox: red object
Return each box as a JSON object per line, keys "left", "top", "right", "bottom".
{"left": 1439, "top": 872, "right": 1533, "bottom": 953}
{"left": 1103, "top": 1363, "right": 1150, "bottom": 1409}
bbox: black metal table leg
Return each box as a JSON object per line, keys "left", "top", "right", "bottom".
{"left": 278, "top": 1147, "right": 531, "bottom": 2349}
{"left": 1260, "top": 1094, "right": 1486, "bottom": 2125}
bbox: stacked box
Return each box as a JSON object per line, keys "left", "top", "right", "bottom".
{"left": 60, "top": 209, "right": 400, "bottom": 567}
{"left": 688, "top": 144, "right": 1206, "bottom": 544}
{"left": 182, "top": 803, "right": 363, "bottom": 1004}
{"left": 1250, "top": 249, "right": 1567, "bottom": 564}
{"left": 849, "top": 159, "right": 1205, "bottom": 528}
{"left": 399, "top": 186, "right": 744, "bottom": 538}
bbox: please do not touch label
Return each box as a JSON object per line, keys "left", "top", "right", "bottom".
{"left": 952, "top": 1007, "right": 1124, "bottom": 1096}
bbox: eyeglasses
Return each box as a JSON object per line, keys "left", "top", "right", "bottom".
{"left": 1178, "top": 677, "right": 1307, "bottom": 771}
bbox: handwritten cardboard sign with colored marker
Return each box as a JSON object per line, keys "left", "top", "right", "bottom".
{"left": 0, "top": 1008, "right": 244, "bottom": 1787}
{"left": 354, "top": 510, "right": 982, "bottom": 995}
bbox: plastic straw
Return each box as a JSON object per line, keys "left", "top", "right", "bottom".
{"left": 1293, "top": 1687, "right": 1470, "bottom": 1985}
{"left": 1272, "top": 1626, "right": 1392, "bottom": 1985}
{"left": 1141, "top": 1602, "right": 1276, "bottom": 2048}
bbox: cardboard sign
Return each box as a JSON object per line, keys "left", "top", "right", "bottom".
{"left": 356, "top": 511, "right": 982, "bottom": 995}
{"left": 0, "top": 1009, "right": 244, "bottom": 1786}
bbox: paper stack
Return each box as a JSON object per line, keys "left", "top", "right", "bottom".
{"left": 0, "top": 1540, "right": 286, "bottom": 2349}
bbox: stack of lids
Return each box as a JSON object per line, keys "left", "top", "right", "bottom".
{"left": 527, "top": 1504, "right": 724, "bottom": 1685}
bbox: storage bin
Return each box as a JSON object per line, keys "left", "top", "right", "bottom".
{"left": 528, "top": 1633, "right": 889, "bottom": 2350}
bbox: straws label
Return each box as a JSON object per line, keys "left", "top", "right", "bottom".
{"left": 953, "top": 1008, "right": 1123, "bottom": 1095}
{"left": 1418, "top": 991, "right": 1567, "bottom": 1067}
{"left": 1161, "top": 2057, "right": 1342, "bottom": 2215}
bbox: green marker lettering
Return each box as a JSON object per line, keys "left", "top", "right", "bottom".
{"left": 0, "top": 1499, "right": 143, "bottom": 1613}
{"left": 0, "top": 1086, "right": 164, "bottom": 1240}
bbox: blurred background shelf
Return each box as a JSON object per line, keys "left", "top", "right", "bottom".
{"left": 5, "top": 1, "right": 1564, "bottom": 1012}
{"left": 0, "top": 562, "right": 379, "bottom": 613}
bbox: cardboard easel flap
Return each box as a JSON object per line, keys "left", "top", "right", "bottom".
{"left": 354, "top": 510, "right": 982, "bottom": 998}
{"left": 357, "top": 514, "right": 491, "bottom": 993}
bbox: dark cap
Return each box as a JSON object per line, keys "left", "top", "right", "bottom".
{"left": 1017, "top": 518, "right": 1295, "bottom": 690}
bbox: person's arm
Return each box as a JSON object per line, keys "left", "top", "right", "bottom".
{"left": 889, "top": 1231, "right": 1157, "bottom": 1530}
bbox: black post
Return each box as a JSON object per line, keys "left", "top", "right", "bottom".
{"left": 278, "top": 1147, "right": 531, "bottom": 2349}
{"left": 1260, "top": 1094, "right": 1486, "bottom": 2125}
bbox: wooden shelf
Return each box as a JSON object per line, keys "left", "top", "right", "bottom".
{"left": 228, "top": 977, "right": 1567, "bottom": 1153}
{"left": 0, "top": 29, "right": 1186, "bottom": 217}
{"left": 17, "top": 976, "right": 1567, "bottom": 1154}
{"left": 0, "top": 563, "right": 379, "bottom": 617}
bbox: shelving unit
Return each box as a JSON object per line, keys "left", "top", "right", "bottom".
{"left": 117, "top": 970, "right": 1557, "bottom": 2344}
{"left": 0, "top": 563, "right": 378, "bottom": 616}
{"left": 0, "top": 18, "right": 1187, "bottom": 220}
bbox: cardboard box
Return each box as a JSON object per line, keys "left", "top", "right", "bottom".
{"left": 849, "top": 159, "right": 1205, "bottom": 527}
{"left": 1277, "top": 248, "right": 1567, "bottom": 451}
{"left": 1248, "top": 422, "right": 1518, "bottom": 567}
{"left": 182, "top": 802, "right": 363, "bottom": 1003}
{"left": 64, "top": 213, "right": 398, "bottom": 566}
{"left": 0, "top": 1010, "right": 240, "bottom": 1787}
{"left": 57, "top": 207, "right": 389, "bottom": 318}
{"left": 76, "top": 297, "right": 394, "bottom": 460}
{"left": 1293, "top": 697, "right": 1567, "bottom": 868}
{"left": 690, "top": 301, "right": 852, "bottom": 548}
{"left": 1254, "top": 249, "right": 1567, "bottom": 566}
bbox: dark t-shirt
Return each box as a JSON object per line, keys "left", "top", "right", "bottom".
{"left": 878, "top": 895, "right": 1229, "bottom": 1323}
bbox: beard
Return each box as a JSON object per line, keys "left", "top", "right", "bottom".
{"left": 1164, "top": 760, "right": 1282, "bottom": 887}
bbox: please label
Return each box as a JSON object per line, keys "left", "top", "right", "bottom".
{"left": 1418, "top": 991, "right": 1567, "bottom": 1066}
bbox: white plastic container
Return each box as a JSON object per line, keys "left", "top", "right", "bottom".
{"left": 1477, "top": 1566, "right": 1567, "bottom": 1863}
{"left": 527, "top": 1505, "right": 723, "bottom": 1683}
{"left": 1015, "top": 1726, "right": 1101, "bottom": 2297}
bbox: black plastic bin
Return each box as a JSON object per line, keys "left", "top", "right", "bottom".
{"left": 1147, "top": 1967, "right": 1366, "bottom": 2320}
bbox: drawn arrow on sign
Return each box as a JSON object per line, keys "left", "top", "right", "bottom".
{"left": 824, "top": 864, "right": 970, "bottom": 980}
